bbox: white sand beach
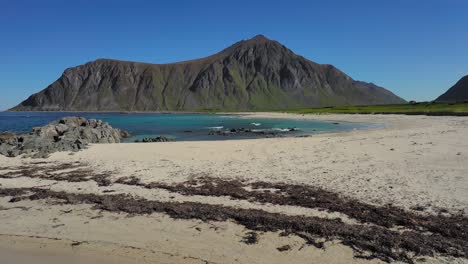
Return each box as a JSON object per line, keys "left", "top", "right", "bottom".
{"left": 0, "top": 113, "right": 467, "bottom": 264}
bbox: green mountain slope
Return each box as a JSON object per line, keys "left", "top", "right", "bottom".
{"left": 11, "top": 35, "right": 405, "bottom": 111}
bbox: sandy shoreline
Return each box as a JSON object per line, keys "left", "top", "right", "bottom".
{"left": 0, "top": 113, "right": 467, "bottom": 263}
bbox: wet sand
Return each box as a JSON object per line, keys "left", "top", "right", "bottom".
{"left": 0, "top": 245, "right": 141, "bottom": 264}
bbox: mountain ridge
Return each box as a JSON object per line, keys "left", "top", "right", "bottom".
{"left": 11, "top": 35, "right": 406, "bottom": 111}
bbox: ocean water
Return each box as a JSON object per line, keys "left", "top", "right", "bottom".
{"left": 0, "top": 112, "right": 375, "bottom": 142}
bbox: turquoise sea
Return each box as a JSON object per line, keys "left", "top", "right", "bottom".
{"left": 0, "top": 112, "right": 375, "bottom": 142}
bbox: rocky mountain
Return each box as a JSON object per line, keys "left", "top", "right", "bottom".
{"left": 11, "top": 35, "right": 405, "bottom": 111}
{"left": 436, "top": 75, "right": 468, "bottom": 102}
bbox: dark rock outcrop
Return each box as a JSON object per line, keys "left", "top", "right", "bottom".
{"left": 0, "top": 117, "right": 128, "bottom": 158}
{"left": 207, "top": 127, "right": 297, "bottom": 137}
{"left": 436, "top": 75, "right": 468, "bottom": 102}
{"left": 11, "top": 35, "right": 405, "bottom": 112}
{"left": 135, "top": 136, "right": 174, "bottom": 143}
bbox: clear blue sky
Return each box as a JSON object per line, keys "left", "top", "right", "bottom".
{"left": 1, "top": 0, "right": 467, "bottom": 110}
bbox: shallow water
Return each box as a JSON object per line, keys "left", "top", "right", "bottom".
{"left": 0, "top": 112, "right": 375, "bottom": 141}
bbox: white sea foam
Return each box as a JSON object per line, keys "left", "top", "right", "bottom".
{"left": 208, "top": 126, "right": 224, "bottom": 130}
{"left": 272, "top": 128, "right": 291, "bottom": 132}
{"left": 251, "top": 128, "right": 293, "bottom": 132}
{"left": 250, "top": 122, "right": 261, "bottom": 126}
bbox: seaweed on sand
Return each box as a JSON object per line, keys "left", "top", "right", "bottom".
{"left": 0, "top": 187, "right": 466, "bottom": 263}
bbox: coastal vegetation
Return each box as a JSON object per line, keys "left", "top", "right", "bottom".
{"left": 281, "top": 101, "right": 468, "bottom": 115}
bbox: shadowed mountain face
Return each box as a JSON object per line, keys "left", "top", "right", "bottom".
{"left": 436, "top": 75, "right": 468, "bottom": 102}
{"left": 11, "top": 35, "right": 405, "bottom": 111}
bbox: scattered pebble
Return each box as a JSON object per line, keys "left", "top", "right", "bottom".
{"left": 277, "top": 245, "right": 292, "bottom": 252}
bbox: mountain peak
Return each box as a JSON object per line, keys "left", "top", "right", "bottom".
{"left": 216, "top": 34, "right": 279, "bottom": 57}
{"left": 251, "top": 34, "right": 269, "bottom": 40}
{"left": 245, "top": 34, "right": 273, "bottom": 44}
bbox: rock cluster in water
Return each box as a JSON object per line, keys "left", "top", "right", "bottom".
{"left": 135, "top": 136, "right": 174, "bottom": 143}
{"left": 0, "top": 117, "right": 129, "bottom": 158}
{"left": 208, "top": 127, "right": 298, "bottom": 137}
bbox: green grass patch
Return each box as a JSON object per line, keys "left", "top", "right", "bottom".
{"left": 280, "top": 102, "right": 468, "bottom": 116}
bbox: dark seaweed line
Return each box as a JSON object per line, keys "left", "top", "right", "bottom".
{"left": 0, "top": 163, "right": 112, "bottom": 186}
{"left": 0, "top": 187, "right": 467, "bottom": 263}
{"left": 117, "top": 176, "right": 468, "bottom": 242}
{"left": 1, "top": 163, "right": 467, "bottom": 244}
